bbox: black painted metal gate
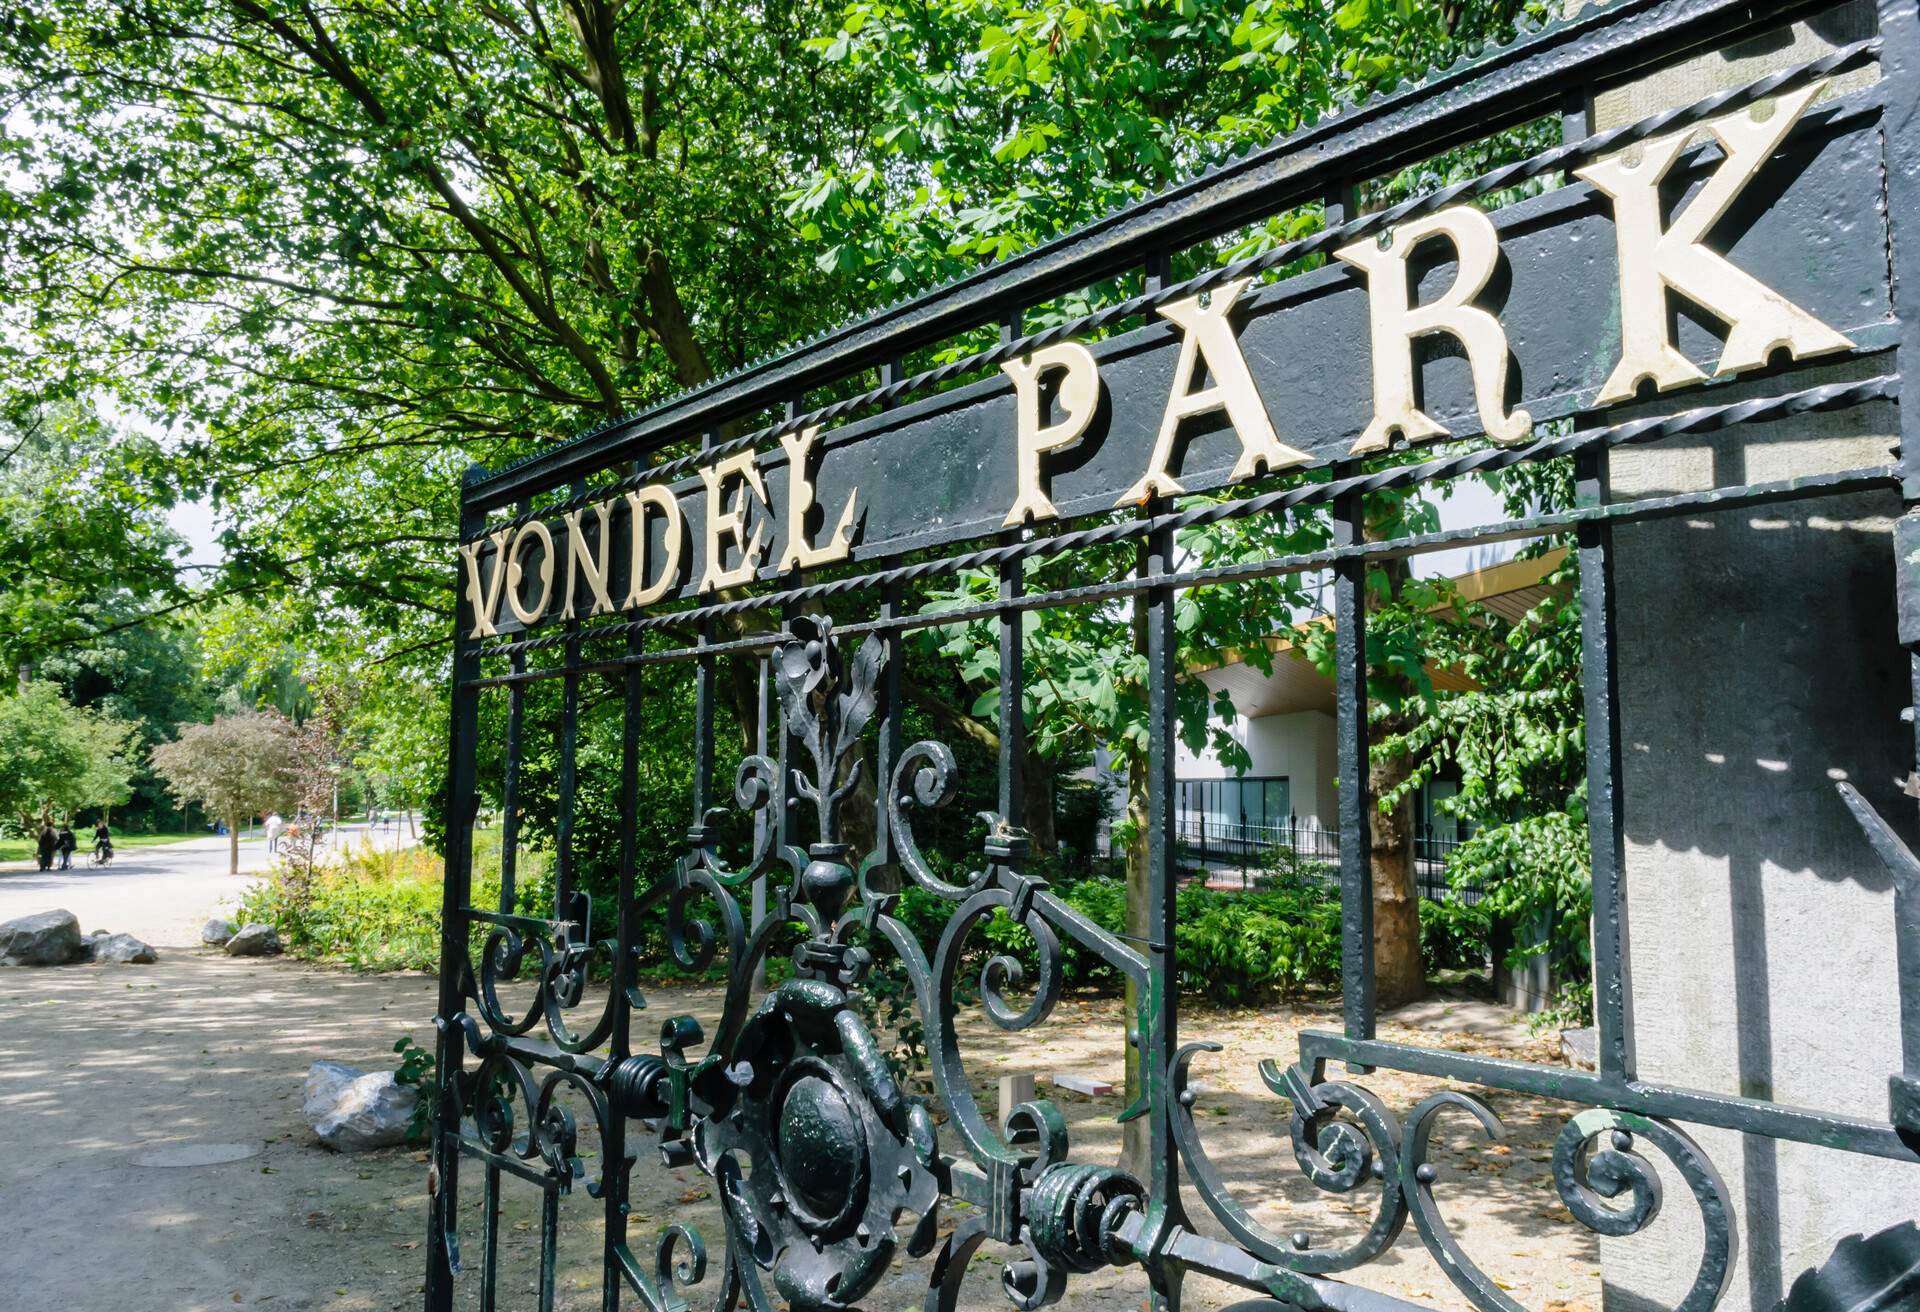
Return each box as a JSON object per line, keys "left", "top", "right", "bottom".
{"left": 428, "top": 2, "right": 1920, "bottom": 1307}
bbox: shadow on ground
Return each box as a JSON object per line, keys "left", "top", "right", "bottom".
{"left": 0, "top": 954, "right": 1612, "bottom": 1311}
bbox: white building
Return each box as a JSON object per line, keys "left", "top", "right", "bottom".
{"left": 1172, "top": 549, "right": 1569, "bottom": 871}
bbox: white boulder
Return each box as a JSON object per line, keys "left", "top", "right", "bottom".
{"left": 303, "top": 1061, "right": 417, "bottom": 1151}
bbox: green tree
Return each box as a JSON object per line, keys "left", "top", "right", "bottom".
{"left": 0, "top": 405, "right": 188, "bottom": 675}
{"left": 150, "top": 711, "right": 299, "bottom": 874}
{"left": 353, "top": 674, "right": 446, "bottom": 839}
{"left": 0, "top": 681, "right": 142, "bottom": 831}
{"left": 795, "top": 0, "right": 1543, "bottom": 1168}
{"left": 2, "top": 0, "right": 1563, "bottom": 1146}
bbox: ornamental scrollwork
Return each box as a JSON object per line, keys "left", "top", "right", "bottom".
{"left": 448, "top": 618, "right": 1751, "bottom": 1312}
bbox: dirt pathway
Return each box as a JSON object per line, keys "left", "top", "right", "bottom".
{"left": 0, "top": 951, "right": 1606, "bottom": 1311}
{"left": 0, "top": 822, "right": 417, "bottom": 949}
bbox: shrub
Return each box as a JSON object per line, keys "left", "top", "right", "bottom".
{"left": 1438, "top": 810, "right": 1591, "bottom": 975}
{"left": 233, "top": 830, "right": 548, "bottom": 972}
{"left": 895, "top": 874, "right": 1345, "bottom": 1004}
{"left": 1420, "top": 898, "right": 1487, "bottom": 974}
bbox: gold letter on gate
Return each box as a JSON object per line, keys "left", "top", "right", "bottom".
{"left": 698, "top": 451, "right": 769, "bottom": 593}
{"left": 562, "top": 501, "right": 615, "bottom": 620}
{"left": 506, "top": 521, "right": 556, "bottom": 626}
{"left": 1575, "top": 80, "right": 1854, "bottom": 404}
{"left": 460, "top": 526, "right": 514, "bottom": 639}
{"left": 1336, "top": 205, "right": 1531, "bottom": 454}
{"left": 778, "top": 425, "right": 859, "bottom": 572}
{"left": 1121, "top": 278, "right": 1308, "bottom": 504}
{"left": 1002, "top": 342, "right": 1100, "bottom": 526}
{"left": 624, "top": 484, "right": 684, "bottom": 608}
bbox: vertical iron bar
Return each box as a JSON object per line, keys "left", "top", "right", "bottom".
{"left": 998, "top": 318, "right": 1026, "bottom": 829}
{"left": 693, "top": 431, "right": 719, "bottom": 835}
{"left": 779, "top": 401, "right": 805, "bottom": 858}
{"left": 1327, "top": 181, "right": 1376, "bottom": 1065}
{"left": 1333, "top": 461, "right": 1376, "bottom": 1062}
{"left": 876, "top": 579, "right": 904, "bottom": 869}
{"left": 556, "top": 482, "right": 585, "bottom": 944}
{"left": 481, "top": 1163, "right": 500, "bottom": 1312}
{"left": 998, "top": 562, "right": 1026, "bottom": 825}
{"left": 1140, "top": 250, "right": 1184, "bottom": 1312}
{"left": 539, "top": 1183, "right": 560, "bottom": 1312}
{"left": 1564, "top": 87, "right": 1635, "bottom": 1086}
{"left": 875, "top": 357, "right": 907, "bottom": 873}
{"left": 500, "top": 666, "right": 525, "bottom": 912}
{"left": 1576, "top": 446, "right": 1634, "bottom": 1084}
{"left": 1878, "top": 0, "right": 1920, "bottom": 1127}
{"left": 1144, "top": 511, "right": 1184, "bottom": 1312}
{"left": 500, "top": 503, "right": 529, "bottom": 914}
{"left": 752, "top": 653, "right": 770, "bottom": 993}
{"left": 603, "top": 465, "right": 648, "bottom": 1312}
{"left": 426, "top": 469, "right": 486, "bottom": 1311}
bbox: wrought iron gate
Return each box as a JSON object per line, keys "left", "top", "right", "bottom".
{"left": 427, "top": 1, "right": 1920, "bottom": 1307}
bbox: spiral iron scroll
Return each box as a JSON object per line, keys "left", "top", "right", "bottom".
{"left": 449, "top": 618, "right": 1753, "bottom": 1312}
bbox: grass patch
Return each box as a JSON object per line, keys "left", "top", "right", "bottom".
{"left": 0, "top": 830, "right": 205, "bottom": 862}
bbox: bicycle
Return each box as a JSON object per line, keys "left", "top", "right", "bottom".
{"left": 88, "top": 846, "right": 113, "bottom": 869}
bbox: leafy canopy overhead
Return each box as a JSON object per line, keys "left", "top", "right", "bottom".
{"left": 3, "top": 0, "right": 1538, "bottom": 678}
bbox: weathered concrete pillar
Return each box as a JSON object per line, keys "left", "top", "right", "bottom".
{"left": 1597, "top": 7, "right": 1920, "bottom": 1307}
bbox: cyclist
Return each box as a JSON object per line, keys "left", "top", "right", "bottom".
{"left": 93, "top": 819, "right": 114, "bottom": 866}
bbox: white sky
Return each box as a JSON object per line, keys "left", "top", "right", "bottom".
{"left": 167, "top": 498, "right": 225, "bottom": 571}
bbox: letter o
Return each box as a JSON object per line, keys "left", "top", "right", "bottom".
{"left": 506, "top": 520, "right": 555, "bottom": 625}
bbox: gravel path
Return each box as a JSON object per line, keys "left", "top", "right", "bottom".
{"left": 0, "top": 822, "right": 417, "bottom": 947}
{"left": 0, "top": 944, "right": 1605, "bottom": 1312}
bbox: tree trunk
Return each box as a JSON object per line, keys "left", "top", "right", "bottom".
{"left": 1364, "top": 538, "right": 1426, "bottom": 1008}
{"left": 1022, "top": 748, "right": 1057, "bottom": 854}
{"left": 228, "top": 815, "right": 240, "bottom": 877}
{"left": 1369, "top": 716, "right": 1424, "bottom": 1007}
{"left": 1120, "top": 754, "right": 1151, "bottom": 1182}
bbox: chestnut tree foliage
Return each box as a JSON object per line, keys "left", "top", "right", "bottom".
{"left": 2, "top": 0, "right": 1580, "bottom": 1113}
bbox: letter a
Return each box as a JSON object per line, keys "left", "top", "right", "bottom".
{"left": 1336, "top": 205, "right": 1530, "bottom": 455}
{"left": 1121, "top": 278, "right": 1308, "bottom": 504}
{"left": 1002, "top": 342, "right": 1100, "bottom": 527}
{"left": 1575, "top": 80, "right": 1854, "bottom": 404}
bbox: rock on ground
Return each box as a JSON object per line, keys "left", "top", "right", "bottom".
{"left": 225, "top": 923, "right": 282, "bottom": 957}
{"left": 91, "top": 933, "right": 158, "bottom": 964}
{"left": 302, "top": 1060, "right": 416, "bottom": 1152}
{"left": 0, "top": 909, "right": 83, "bottom": 966}
{"left": 200, "top": 917, "right": 235, "bottom": 946}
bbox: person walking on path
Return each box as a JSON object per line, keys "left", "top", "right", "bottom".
{"left": 55, "top": 824, "right": 76, "bottom": 870}
{"left": 264, "top": 812, "right": 284, "bottom": 854}
{"left": 35, "top": 824, "right": 56, "bottom": 871}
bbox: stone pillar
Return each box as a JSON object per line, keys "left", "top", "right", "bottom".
{"left": 1597, "top": 9, "right": 1920, "bottom": 1308}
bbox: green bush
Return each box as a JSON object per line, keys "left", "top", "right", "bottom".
{"left": 1420, "top": 898, "right": 1487, "bottom": 974}
{"left": 233, "top": 830, "right": 549, "bottom": 972}
{"left": 1437, "top": 810, "right": 1591, "bottom": 975}
{"left": 889, "top": 874, "right": 1344, "bottom": 1004}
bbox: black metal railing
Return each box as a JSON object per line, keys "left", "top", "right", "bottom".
{"left": 425, "top": 6, "right": 1920, "bottom": 1311}
{"left": 1174, "top": 816, "right": 1475, "bottom": 902}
